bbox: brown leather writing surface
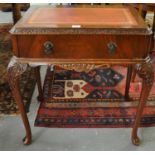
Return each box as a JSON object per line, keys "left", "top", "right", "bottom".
{"left": 10, "top": 6, "right": 149, "bottom": 35}
{"left": 12, "top": 6, "right": 148, "bottom": 31}
{"left": 27, "top": 8, "right": 138, "bottom": 27}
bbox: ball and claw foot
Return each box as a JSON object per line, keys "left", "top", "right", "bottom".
{"left": 132, "top": 136, "right": 141, "bottom": 146}
{"left": 22, "top": 136, "right": 31, "bottom": 145}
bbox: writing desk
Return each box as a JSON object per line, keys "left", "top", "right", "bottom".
{"left": 8, "top": 6, "right": 154, "bottom": 145}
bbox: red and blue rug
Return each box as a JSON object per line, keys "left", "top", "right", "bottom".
{"left": 35, "top": 64, "right": 155, "bottom": 128}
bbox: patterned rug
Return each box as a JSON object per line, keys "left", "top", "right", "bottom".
{"left": 0, "top": 24, "right": 36, "bottom": 115}
{"left": 35, "top": 62, "right": 155, "bottom": 128}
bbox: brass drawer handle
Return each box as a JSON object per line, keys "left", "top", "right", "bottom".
{"left": 44, "top": 41, "right": 54, "bottom": 55}
{"left": 107, "top": 42, "right": 117, "bottom": 54}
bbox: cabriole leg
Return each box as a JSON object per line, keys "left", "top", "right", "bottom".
{"left": 7, "top": 57, "right": 32, "bottom": 145}
{"left": 132, "top": 57, "right": 154, "bottom": 145}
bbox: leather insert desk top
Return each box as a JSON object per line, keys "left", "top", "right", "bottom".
{"left": 27, "top": 8, "right": 137, "bottom": 27}
{"left": 11, "top": 6, "right": 148, "bottom": 32}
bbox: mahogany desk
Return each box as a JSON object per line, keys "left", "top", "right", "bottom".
{"left": 8, "top": 6, "right": 154, "bottom": 145}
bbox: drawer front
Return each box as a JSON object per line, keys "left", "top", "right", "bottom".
{"left": 16, "top": 34, "right": 149, "bottom": 59}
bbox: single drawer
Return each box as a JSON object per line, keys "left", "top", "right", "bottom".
{"left": 15, "top": 34, "right": 150, "bottom": 59}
